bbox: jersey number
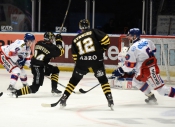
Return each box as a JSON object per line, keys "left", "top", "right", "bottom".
{"left": 76, "top": 37, "right": 95, "bottom": 55}
{"left": 34, "top": 50, "right": 45, "bottom": 60}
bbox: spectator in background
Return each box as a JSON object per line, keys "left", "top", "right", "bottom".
{"left": 103, "top": 18, "right": 116, "bottom": 34}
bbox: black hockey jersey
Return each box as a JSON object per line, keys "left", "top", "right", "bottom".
{"left": 31, "top": 41, "right": 63, "bottom": 66}
{"left": 72, "top": 29, "right": 110, "bottom": 62}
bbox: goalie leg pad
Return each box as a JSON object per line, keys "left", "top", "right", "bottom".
{"left": 115, "top": 78, "right": 133, "bottom": 89}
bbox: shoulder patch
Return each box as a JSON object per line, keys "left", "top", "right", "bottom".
{"left": 125, "top": 54, "right": 130, "bottom": 60}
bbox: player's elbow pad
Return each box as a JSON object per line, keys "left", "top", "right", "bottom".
{"left": 60, "top": 48, "right": 64, "bottom": 56}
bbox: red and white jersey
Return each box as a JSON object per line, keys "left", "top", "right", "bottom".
{"left": 122, "top": 38, "right": 156, "bottom": 76}
{"left": 1, "top": 39, "right": 31, "bottom": 64}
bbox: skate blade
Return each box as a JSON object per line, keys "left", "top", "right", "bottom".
{"left": 7, "top": 92, "right": 18, "bottom": 98}
{"left": 146, "top": 101, "right": 158, "bottom": 105}
{"left": 52, "top": 93, "right": 62, "bottom": 97}
{"left": 110, "top": 104, "right": 114, "bottom": 111}
{"left": 60, "top": 105, "right": 66, "bottom": 109}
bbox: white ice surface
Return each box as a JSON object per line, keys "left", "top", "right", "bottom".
{"left": 0, "top": 69, "right": 175, "bottom": 127}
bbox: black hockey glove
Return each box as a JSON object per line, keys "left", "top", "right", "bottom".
{"left": 55, "top": 34, "right": 63, "bottom": 46}
{"left": 17, "top": 57, "right": 26, "bottom": 67}
{"left": 112, "top": 67, "right": 124, "bottom": 77}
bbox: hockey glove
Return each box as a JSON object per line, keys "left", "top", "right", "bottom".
{"left": 57, "top": 44, "right": 64, "bottom": 56}
{"left": 127, "top": 69, "right": 135, "bottom": 75}
{"left": 17, "top": 57, "right": 26, "bottom": 67}
{"left": 18, "top": 52, "right": 27, "bottom": 59}
{"left": 55, "top": 34, "right": 63, "bottom": 45}
{"left": 112, "top": 67, "right": 124, "bottom": 77}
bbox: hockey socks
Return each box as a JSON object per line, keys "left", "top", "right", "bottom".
{"left": 169, "top": 87, "right": 175, "bottom": 97}
{"left": 16, "top": 86, "right": 32, "bottom": 96}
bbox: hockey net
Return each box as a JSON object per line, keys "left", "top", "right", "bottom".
{"left": 118, "top": 34, "right": 175, "bottom": 86}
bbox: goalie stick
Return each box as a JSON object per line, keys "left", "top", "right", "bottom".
{"left": 79, "top": 84, "right": 100, "bottom": 94}
{"left": 0, "top": 92, "right": 3, "bottom": 97}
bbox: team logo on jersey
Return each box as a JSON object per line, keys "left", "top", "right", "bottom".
{"left": 138, "top": 41, "right": 148, "bottom": 49}
{"left": 125, "top": 54, "right": 130, "bottom": 60}
{"left": 131, "top": 46, "right": 136, "bottom": 51}
{"left": 79, "top": 55, "right": 97, "bottom": 60}
{"left": 96, "top": 70, "right": 104, "bottom": 77}
{"left": 15, "top": 47, "right": 20, "bottom": 52}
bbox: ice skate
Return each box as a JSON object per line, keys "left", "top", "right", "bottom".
{"left": 60, "top": 94, "right": 67, "bottom": 108}
{"left": 12, "top": 91, "right": 18, "bottom": 98}
{"left": 145, "top": 94, "right": 158, "bottom": 105}
{"left": 51, "top": 88, "right": 62, "bottom": 96}
{"left": 107, "top": 94, "right": 114, "bottom": 111}
{"left": 7, "top": 85, "right": 17, "bottom": 92}
{"left": 8, "top": 90, "right": 18, "bottom": 98}
{"left": 0, "top": 92, "right": 3, "bottom": 97}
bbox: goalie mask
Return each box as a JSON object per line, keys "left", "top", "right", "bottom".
{"left": 79, "top": 19, "right": 90, "bottom": 30}
{"left": 44, "top": 32, "right": 55, "bottom": 43}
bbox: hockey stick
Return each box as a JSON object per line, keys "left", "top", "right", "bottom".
{"left": 0, "top": 92, "right": 3, "bottom": 97}
{"left": 79, "top": 84, "right": 100, "bottom": 94}
{"left": 45, "top": 76, "right": 80, "bottom": 94}
{"left": 41, "top": 98, "right": 61, "bottom": 107}
{"left": 59, "top": 0, "right": 72, "bottom": 34}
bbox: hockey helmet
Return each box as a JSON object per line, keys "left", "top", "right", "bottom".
{"left": 44, "top": 32, "right": 55, "bottom": 42}
{"left": 24, "top": 33, "right": 35, "bottom": 42}
{"left": 79, "top": 19, "right": 90, "bottom": 30}
{"left": 127, "top": 28, "right": 141, "bottom": 38}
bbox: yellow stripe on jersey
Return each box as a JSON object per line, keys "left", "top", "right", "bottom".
{"left": 101, "top": 35, "right": 109, "bottom": 42}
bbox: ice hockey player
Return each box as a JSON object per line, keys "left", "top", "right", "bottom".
{"left": 57, "top": 19, "right": 114, "bottom": 110}
{"left": 0, "top": 33, "right": 35, "bottom": 92}
{"left": 11, "top": 32, "right": 64, "bottom": 97}
{"left": 112, "top": 28, "right": 175, "bottom": 103}
{"left": 108, "top": 46, "right": 135, "bottom": 89}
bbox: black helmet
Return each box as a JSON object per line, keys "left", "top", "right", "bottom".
{"left": 44, "top": 32, "right": 55, "bottom": 41}
{"left": 79, "top": 19, "right": 90, "bottom": 30}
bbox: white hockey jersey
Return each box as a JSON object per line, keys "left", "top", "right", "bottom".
{"left": 1, "top": 39, "right": 31, "bottom": 67}
{"left": 122, "top": 38, "right": 156, "bottom": 77}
